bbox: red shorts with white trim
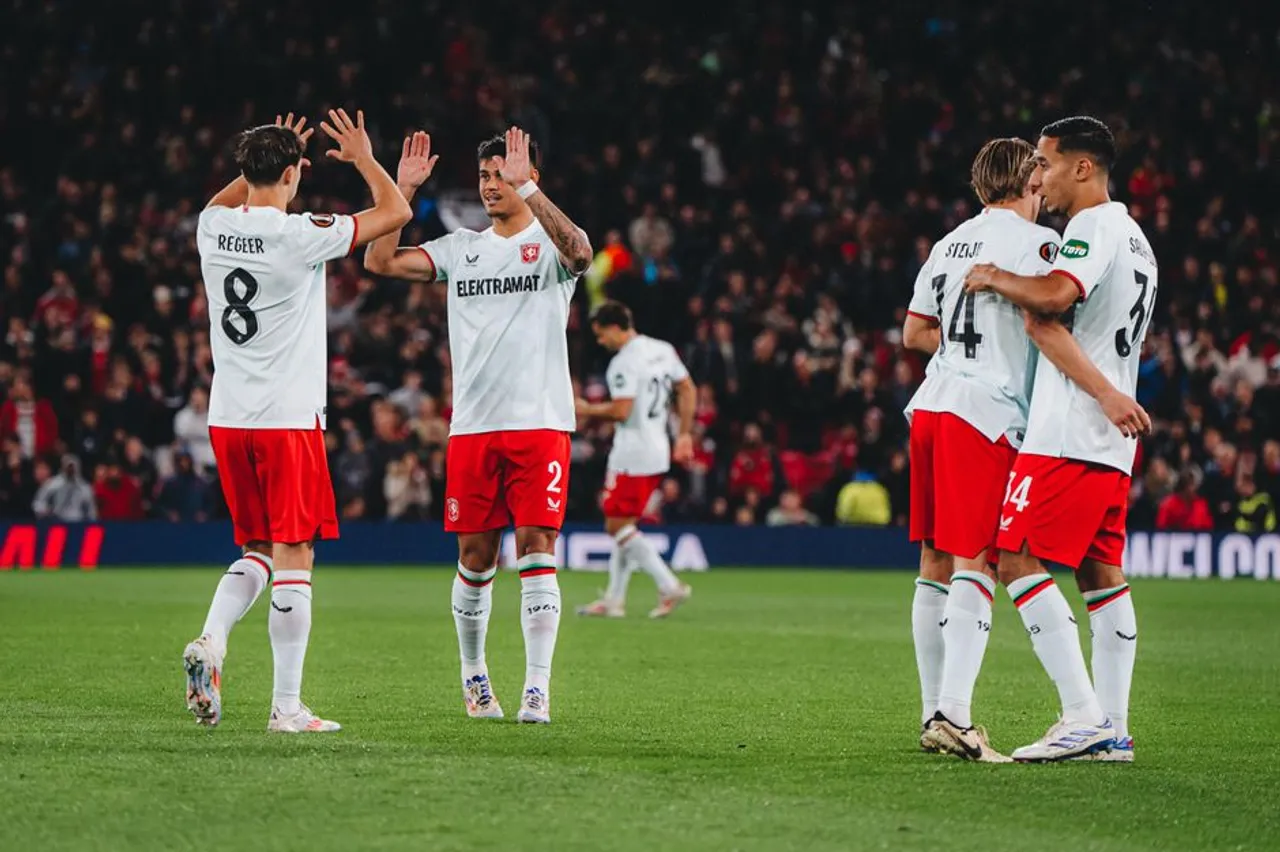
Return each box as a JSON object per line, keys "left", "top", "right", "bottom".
{"left": 995, "top": 453, "right": 1130, "bottom": 568}
{"left": 601, "top": 471, "right": 663, "bottom": 519}
{"left": 210, "top": 426, "right": 338, "bottom": 546}
{"left": 445, "top": 430, "right": 571, "bottom": 533}
{"left": 909, "top": 410, "right": 1016, "bottom": 560}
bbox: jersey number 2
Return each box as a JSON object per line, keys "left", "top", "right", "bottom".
{"left": 221, "top": 268, "right": 260, "bottom": 345}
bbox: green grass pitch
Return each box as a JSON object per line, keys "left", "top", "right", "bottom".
{"left": 1, "top": 568, "right": 1277, "bottom": 851}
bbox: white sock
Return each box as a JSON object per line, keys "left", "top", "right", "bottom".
{"left": 1008, "top": 574, "right": 1105, "bottom": 726}
{"left": 618, "top": 525, "right": 680, "bottom": 595}
{"left": 453, "top": 562, "right": 496, "bottom": 680}
{"left": 201, "top": 553, "right": 272, "bottom": 656}
{"left": 518, "top": 553, "right": 561, "bottom": 695}
{"left": 912, "top": 578, "right": 949, "bottom": 724}
{"left": 936, "top": 570, "right": 996, "bottom": 729}
{"left": 1084, "top": 584, "right": 1136, "bottom": 739}
{"left": 604, "top": 542, "right": 631, "bottom": 605}
{"left": 268, "top": 569, "right": 313, "bottom": 717}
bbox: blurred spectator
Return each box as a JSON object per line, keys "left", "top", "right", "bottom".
{"left": 32, "top": 456, "right": 96, "bottom": 521}
{"left": 94, "top": 460, "right": 146, "bottom": 521}
{"left": 156, "top": 453, "right": 210, "bottom": 522}
{"left": 173, "top": 386, "right": 215, "bottom": 472}
{"left": 766, "top": 490, "right": 819, "bottom": 527}
{"left": 1231, "top": 475, "right": 1276, "bottom": 533}
{"left": 728, "top": 423, "right": 778, "bottom": 500}
{"left": 0, "top": 373, "right": 59, "bottom": 459}
{"left": 1155, "top": 473, "right": 1214, "bottom": 531}
{"left": 384, "top": 452, "right": 431, "bottom": 521}
{"left": 0, "top": 436, "right": 34, "bottom": 517}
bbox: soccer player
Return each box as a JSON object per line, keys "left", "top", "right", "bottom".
{"left": 965, "top": 116, "right": 1156, "bottom": 762}
{"left": 183, "top": 110, "right": 412, "bottom": 731}
{"left": 573, "top": 300, "right": 696, "bottom": 619}
{"left": 903, "top": 138, "right": 1062, "bottom": 762}
{"left": 365, "top": 127, "right": 591, "bottom": 724}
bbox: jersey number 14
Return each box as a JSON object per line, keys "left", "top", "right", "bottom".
{"left": 933, "top": 274, "right": 983, "bottom": 359}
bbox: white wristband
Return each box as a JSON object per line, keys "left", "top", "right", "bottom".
{"left": 516, "top": 181, "right": 540, "bottom": 200}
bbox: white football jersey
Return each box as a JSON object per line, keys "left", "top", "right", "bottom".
{"left": 198, "top": 205, "right": 356, "bottom": 429}
{"left": 905, "top": 208, "right": 1061, "bottom": 445}
{"left": 421, "top": 219, "right": 577, "bottom": 435}
{"left": 605, "top": 335, "right": 690, "bottom": 475}
{"left": 1022, "top": 201, "right": 1159, "bottom": 473}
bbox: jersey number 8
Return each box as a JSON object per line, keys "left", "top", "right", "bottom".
{"left": 221, "top": 267, "right": 260, "bottom": 345}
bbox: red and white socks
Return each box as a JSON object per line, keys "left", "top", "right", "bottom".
{"left": 911, "top": 578, "right": 949, "bottom": 724}
{"left": 518, "top": 554, "right": 561, "bottom": 694}
{"left": 453, "top": 562, "right": 496, "bottom": 679}
{"left": 268, "top": 569, "right": 313, "bottom": 717}
{"left": 616, "top": 524, "right": 681, "bottom": 597}
{"left": 937, "top": 570, "right": 996, "bottom": 729}
{"left": 201, "top": 552, "right": 273, "bottom": 657}
{"left": 1084, "top": 583, "right": 1136, "bottom": 739}
{"left": 1009, "top": 573, "right": 1106, "bottom": 726}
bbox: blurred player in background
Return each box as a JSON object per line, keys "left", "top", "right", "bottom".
{"left": 902, "top": 138, "right": 1062, "bottom": 762}
{"left": 574, "top": 300, "right": 696, "bottom": 619}
{"left": 184, "top": 109, "right": 412, "bottom": 731}
{"left": 365, "top": 127, "right": 591, "bottom": 724}
{"left": 966, "top": 116, "right": 1155, "bottom": 762}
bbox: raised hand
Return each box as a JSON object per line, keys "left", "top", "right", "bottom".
{"left": 965, "top": 263, "right": 999, "bottom": 293}
{"left": 493, "top": 126, "right": 534, "bottom": 188}
{"left": 320, "top": 108, "right": 373, "bottom": 165}
{"left": 397, "top": 131, "right": 439, "bottom": 192}
{"left": 276, "top": 112, "right": 314, "bottom": 168}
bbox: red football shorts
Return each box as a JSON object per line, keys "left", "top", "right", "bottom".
{"left": 445, "top": 429, "right": 571, "bottom": 533}
{"left": 601, "top": 470, "right": 662, "bottom": 519}
{"left": 210, "top": 426, "right": 338, "bottom": 546}
{"left": 909, "top": 410, "right": 1017, "bottom": 560}
{"left": 996, "top": 453, "right": 1130, "bottom": 568}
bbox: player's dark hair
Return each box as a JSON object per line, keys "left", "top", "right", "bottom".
{"left": 590, "top": 300, "right": 633, "bottom": 331}
{"left": 476, "top": 133, "right": 542, "bottom": 169}
{"left": 233, "top": 125, "right": 304, "bottom": 186}
{"left": 1041, "top": 116, "right": 1116, "bottom": 172}
{"left": 970, "top": 137, "right": 1037, "bottom": 206}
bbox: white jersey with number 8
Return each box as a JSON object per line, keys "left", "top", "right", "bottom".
{"left": 905, "top": 208, "right": 1061, "bottom": 445}
{"left": 198, "top": 205, "right": 357, "bottom": 430}
{"left": 605, "top": 335, "right": 690, "bottom": 476}
{"left": 1021, "top": 201, "right": 1159, "bottom": 473}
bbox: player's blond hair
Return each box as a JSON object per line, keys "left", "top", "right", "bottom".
{"left": 970, "top": 138, "right": 1037, "bottom": 206}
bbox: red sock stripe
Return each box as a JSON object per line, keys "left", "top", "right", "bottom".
{"left": 458, "top": 571, "right": 495, "bottom": 588}
{"left": 244, "top": 553, "right": 272, "bottom": 580}
{"left": 1013, "top": 577, "right": 1054, "bottom": 608}
{"left": 1086, "top": 585, "right": 1131, "bottom": 612}
{"left": 273, "top": 579, "right": 311, "bottom": 587}
{"left": 957, "top": 575, "right": 994, "bottom": 603}
{"left": 518, "top": 566, "right": 557, "bottom": 578}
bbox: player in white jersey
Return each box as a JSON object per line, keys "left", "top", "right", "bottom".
{"left": 183, "top": 110, "right": 412, "bottom": 731}
{"left": 965, "top": 116, "right": 1155, "bottom": 762}
{"left": 365, "top": 127, "right": 592, "bottom": 724}
{"left": 573, "top": 301, "right": 696, "bottom": 620}
{"left": 902, "top": 138, "right": 1060, "bottom": 762}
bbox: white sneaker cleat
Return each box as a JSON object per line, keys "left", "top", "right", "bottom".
{"left": 576, "top": 598, "right": 625, "bottom": 618}
{"left": 648, "top": 583, "right": 692, "bottom": 619}
{"left": 462, "top": 673, "right": 504, "bottom": 719}
{"left": 926, "top": 712, "right": 1013, "bottom": 763}
{"left": 920, "top": 718, "right": 944, "bottom": 753}
{"left": 517, "top": 687, "right": 551, "bottom": 724}
{"left": 1068, "top": 736, "right": 1134, "bottom": 763}
{"left": 267, "top": 704, "right": 342, "bottom": 733}
{"left": 183, "top": 635, "right": 223, "bottom": 727}
{"left": 1012, "top": 717, "right": 1115, "bottom": 762}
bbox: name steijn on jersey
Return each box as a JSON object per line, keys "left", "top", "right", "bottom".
{"left": 455, "top": 274, "right": 542, "bottom": 298}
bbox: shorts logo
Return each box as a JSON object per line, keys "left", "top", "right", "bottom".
{"left": 520, "top": 243, "right": 541, "bottom": 264}
{"left": 1061, "top": 239, "right": 1089, "bottom": 259}
{"left": 309, "top": 213, "right": 335, "bottom": 228}
{"left": 446, "top": 498, "right": 460, "bottom": 523}
{"left": 1039, "top": 241, "right": 1059, "bottom": 263}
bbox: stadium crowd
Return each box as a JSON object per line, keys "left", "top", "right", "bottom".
{"left": 0, "top": 1, "right": 1276, "bottom": 530}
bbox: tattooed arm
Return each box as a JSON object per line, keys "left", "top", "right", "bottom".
{"left": 496, "top": 126, "right": 593, "bottom": 274}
